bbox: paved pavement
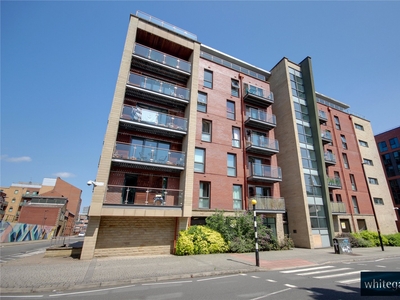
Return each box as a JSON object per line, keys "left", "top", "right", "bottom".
{"left": 0, "top": 242, "right": 399, "bottom": 294}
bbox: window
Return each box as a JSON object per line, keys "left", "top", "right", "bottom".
{"left": 342, "top": 153, "right": 350, "bottom": 169}
{"left": 359, "top": 140, "right": 369, "bottom": 147}
{"left": 8, "top": 207, "right": 13, "bottom": 212}
{"left": 201, "top": 120, "right": 211, "bottom": 142}
{"left": 297, "top": 124, "right": 313, "bottom": 145}
{"left": 130, "top": 138, "right": 170, "bottom": 162}
{"left": 355, "top": 123, "right": 364, "bottom": 131}
{"left": 336, "top": 194, "right": 343, "bottom": 202}
{"left": 204, "top": 70, "right": 213, "bottom": 88}
{"left": 373, "top": 198, "right": 384, "bottom": 205}
{"left": 227, "top": 153, "right": 237, "bottom": 176}
{"left": 304, "top": 173, "right": 322, "bottom": 196}
{"left": 289, "top": 68, "right": 306, "bottom": 99}
{"left": 334, "top": 116, "right": 341, "bottom": 130}
{"left": 294, "top": 102, "right": 309, "bottom": 122}
{"left": 199, "top": 182, "right": 210, "bottom": 208}
{"left": 14, "top": 190, "right": 18, "bottom": 194}
{"left": 233, "top": 185, "right": 242, "bottom": 210}
{"left": 350, "top": 174, "right": 357, "bottom": 191}
{"left": 363, "top": 158, "right": 373, "bottom": 166}
{"left": 227, "top": 100, "right": 235, "bottom": 120}
{"left": 11, "top": 198, "right": 16, "bottom": 203}
{"left": 357, "top": 219, "right": 367, "bottom": 231}
{"left": 194, "top": 148, "right": 205, "bottom": 172}
{"left": 232, "top": 127, "right": 241, "bottom": 148}
{"left": 197, "top": 92, "right": 207, "bottom": 112}
{"left": 368, "top": 177, "right": 379, "bottom": 185}
{"left": 389, "top": 137, "right": 400, "bottom": 149}
{"left": 231, "top": 79, "right": 239, "bottom": 97}
{"left": 389, "top": 179, "right": 400, "bottom": 205}
{"left": 378, "top": 141, "right": 388, "bottom": 152}
{"left": 341, "top": 135, "right": 347, "bottom": 149}
{"left": 309, "top": 205, "right": 327, "bottom": 229}
{"left": 301, "top": 147, "right": 318, "bottom": 169}
{"left": 352, "top": 196, "right": 360, "bottom": 214}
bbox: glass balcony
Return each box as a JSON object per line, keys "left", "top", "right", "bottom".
{"left": 248, "top": 196, "right": 285, "bottom": 212}
{"left": 105, "top": 185, "right": 183, "bottom": 207}
{"left": 321, "top": 130, "right": 333, "bottom": 145}
{"left": 120, "top": 105, "right": 187, "bottom": 135}
{"left": 330, "top": 202, "right": 346, "bottom": 214}
{"left": 327, "top": 176, "right": 342, "bottom": 189}
{"left": 133, "top": 44, "right": 191, "bottom": 74}
{"left": 136, "top": 11, "right": 197, "bottom": 41}
{"left": 324, "top": 151, "right": 336, "bottom": 165}
{"left": 112, "top": 142, "right": 185, "bottom": 170}
{"left": 245, "top": 110, "right": 276, "bottom": 131}
{"left": 318, "top": 110, "right": 328, "bottom": 124}
{"left": 127, "top": 73, "right": 190, "bottom": 106}
{"left": 248, "top": 163, "right": 282, "bottom": 182}
{"left": 246, "top": 135, "right": 279, "bottom": 155}
{"left": 243, "top": 83, "right": 274, "bottom": 107}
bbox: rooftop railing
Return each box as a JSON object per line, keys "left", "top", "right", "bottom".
{"left": 105, "top": 185, "right": 183, "bottom": 207}
{"left": 128, "top": 73, "right": 190, "bottom": 101}
{"left": 136, "top": 11, "right": 197, "bottom": 41}
{"left": 134, "top": 44, "right": 191, "bottom": 73}
{"left": 121, "top": 105, "right": 188, "bottom": 131}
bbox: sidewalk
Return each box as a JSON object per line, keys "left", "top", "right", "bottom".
{"left": 1, "top": 245, "right": 399, "bottom": 294}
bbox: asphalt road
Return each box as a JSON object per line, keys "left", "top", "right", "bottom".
{"left": 1, "top": 256, "right": 399, "bottom": 299}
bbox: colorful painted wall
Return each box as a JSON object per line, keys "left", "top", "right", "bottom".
{"left": 0, "top": 221, "right": 56, "bottom": 243}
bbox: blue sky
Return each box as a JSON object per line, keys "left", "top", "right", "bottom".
{"left": 1, "top": 1, "right": 399, "bottom": 211}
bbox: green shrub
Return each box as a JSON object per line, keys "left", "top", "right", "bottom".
{"left": 358, "top": 230, "right": 389, "bottom": 246}
{"left": 385, "top": 233, "right": 400, "bottom": 246}
{"left": 175, "top": 225, "right": 228, "bottom": 256}
{"left": 279, "top": 235, "right": 295, "bottom": 250}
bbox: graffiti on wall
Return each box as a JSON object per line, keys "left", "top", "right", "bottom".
{"left": 0, "top": 221, "right": 55, "bottom": 243}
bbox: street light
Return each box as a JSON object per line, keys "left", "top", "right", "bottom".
{"left": 251, "top": 199, "right": 260, "bottom": 267}
{"left": 361, "top": 163, "right": 384, "bottom": 251}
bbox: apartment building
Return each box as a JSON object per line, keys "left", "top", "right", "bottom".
{"left": 82, "top": 12, "right": 396, "bottom": 259}
{"left": 375, "top": 126, "right": 400, "bottom": 231}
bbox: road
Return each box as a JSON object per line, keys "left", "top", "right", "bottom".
{"left": 1, "top": 256, "right": 398, "bottom": 299}
{"left": 0, "top": 237, "right": 82, "bottom": 263}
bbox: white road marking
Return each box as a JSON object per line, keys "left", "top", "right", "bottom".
{"left": 249, "top": 288, "right": 292, "bottom": 300}
{"left": 197, "top": 274, "right": 240, "bottom": 282}
{"left": 251, "top": 276, "right": 260, "bottom": 279}
{"left": 298, "top": 267, "right": 352, "bottom": 276}
{"left": 314, "top": 270, "right": 369, "bottom": 279}
{"left": 376, "top": 265, "right": 386, "bottom": 268}
{"left": 337, "top": 278, "right": 360, "bottom": 284}
{"left": 142, "top": 280, "right": 192, "bottom": 285}
{"left": 266, "top": 279, "right": 277, "bottom": 282}
{"left": 285, "top": 284, "right": 297, "bottom": 288}
{"left": 49, "top": 285, "right": 136, "bottom": 297}
{"left": 281, "top": 266, "right": 334, "bottom": 273}
{"left": 0, "top": 296, "right": 43, "bottom": 298}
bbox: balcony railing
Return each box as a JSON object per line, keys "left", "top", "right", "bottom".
{"left": 121, "top": 105, "right": 187, "bottom": 132}
{"left": 133, "top": 44, "right": 191, "bottom": 73}
{"left": 324, "top": 151, "right": 336, "bottom": 165}
{"left": 327, "top": 176, "right": 342, "bottom": 189}
{"left": 321, "top": 130, "right": 333, "bottom": 144}
{"left": 243, "top": 84, "right": 274, "bottom": 106}
{"left": 330, "top": 202, "right": 346, "bottom": 214}
{"left": 136, "top": 11, "right": 197, "bottom": 41}
{"left": 245, "top": 110, "right": 276, "bottom": 130}
{"left": 105, "top": 185, "right": 183, "bottom": 207}
{"left": 246, "top": 135, "right": 279, "bottom": 155}
{"left": 113, "top": 142, "right": 185, "bottom": 167}
{"left": 248, "top": 196, "right": 285, "bottom": 212}
{"left": 248, "top": 163, "right": 282, "bottom": 182}
{"left": 318, "top": 110, "right": 328, "bottom": 124}
{"left": 127, "top": 73, "right": 190, "bottom": 101}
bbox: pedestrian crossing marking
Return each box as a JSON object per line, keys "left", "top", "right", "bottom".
{"left": 314, "top": 270, "right": 369, "bottom": 279}
{"left": 281, "top": 266, "right": 334, "bottom": 274}
{"left": 298, "top": 267, "right": 351, "bottom": 276}
{"left": 285, "top": 284, "right": 297, "bottom": 288}
{"left": 337, "top": 278, "right": 360, "bottom": 284}
{"left": 266, "top": 279, "right": 277, "bottom": 282}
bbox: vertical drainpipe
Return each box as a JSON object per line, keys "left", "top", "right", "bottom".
{"left": 238, "top": 73, "right": 248, "bottom": 211}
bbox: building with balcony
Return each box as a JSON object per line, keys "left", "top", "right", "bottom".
{"left": 375, "top": 126, "right": 400, "bottom": 231}
{"left": 269, "top": 58, "right": 397, "bottom": 248}
{"left": 82, "top": 12, "right": 397, "bottom": 258}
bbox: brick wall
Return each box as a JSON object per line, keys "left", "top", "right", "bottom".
{"left": 94, "top": 216, "right": 175, "bottom": 257}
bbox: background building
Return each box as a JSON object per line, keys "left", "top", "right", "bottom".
{"left": 375, "top": 126, "right": 400, "bottom": 231}
{"left": 82, "top": 12, "right": 397, "bottom": 259}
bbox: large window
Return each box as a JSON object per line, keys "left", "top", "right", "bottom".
{"left": 232, "top": 127, "right": 240, "bottom": 148}
{"left": 378, "top": 141, "right": 388, "bottom": 152}
{"left": 227, "top": 100, "right": 235, "bottom": 120}
{"left": 197, "top": 92, "right": 207, "bottom": 112}
{"left": 309, "top": 205, "right": 327, "bottom": 229}
{"left": 304, "top": 173, "right": 322, "bottom": 196}
{"left": 204, "top": 70, "right": 213, "bottom": 88}
{"left": 301, "top": 148, "right": 318, "bottom": 169}
{"left": 389, "top": 179, "right": 400, "bottom": 204}
{"left": 231, "top": 79, "right": 239, "bottom": 97}
{"left": 227, "top": 153, "right": 237, "bottom": 177}
{"left": 194, "top": 148, "right": 205, "bottom": 172}
{"left": 199, "top": 182, "right": 210, "bottom": 208}
{"left": 289, "top": 69, "right": 306, "bottom": 99}
{"left": 131, "top": 138, "right": 170, "bottom": 163}
{"left": 294, "top": 102, "right": 309, "bottom": 122}
{"left": 233, "top": 185, "right": 242, "bottom": 210}
{"left": 202, "top": 120, "right": 211, "bottom": 142}
{"left": 390, "top": 137, "right": 400, "bottom": 149}
{"left": 297, "top": 124, "right": 313, "bottom": 144}
{"left": 334, "top": 116, "right": 341, "bottom": 130}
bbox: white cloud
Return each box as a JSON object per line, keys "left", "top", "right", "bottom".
{"left": 1, "top": 155, "right": 32, "bottom": 162}
{"left": 53, "top": 172, "right": 75, "bottom": 178}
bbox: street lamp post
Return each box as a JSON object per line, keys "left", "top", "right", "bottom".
{"left": 361, "top": 163, "right": 384, "bottom": 251}
{"left": 251, "top": 199, "right": 260, "bottom": 267}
